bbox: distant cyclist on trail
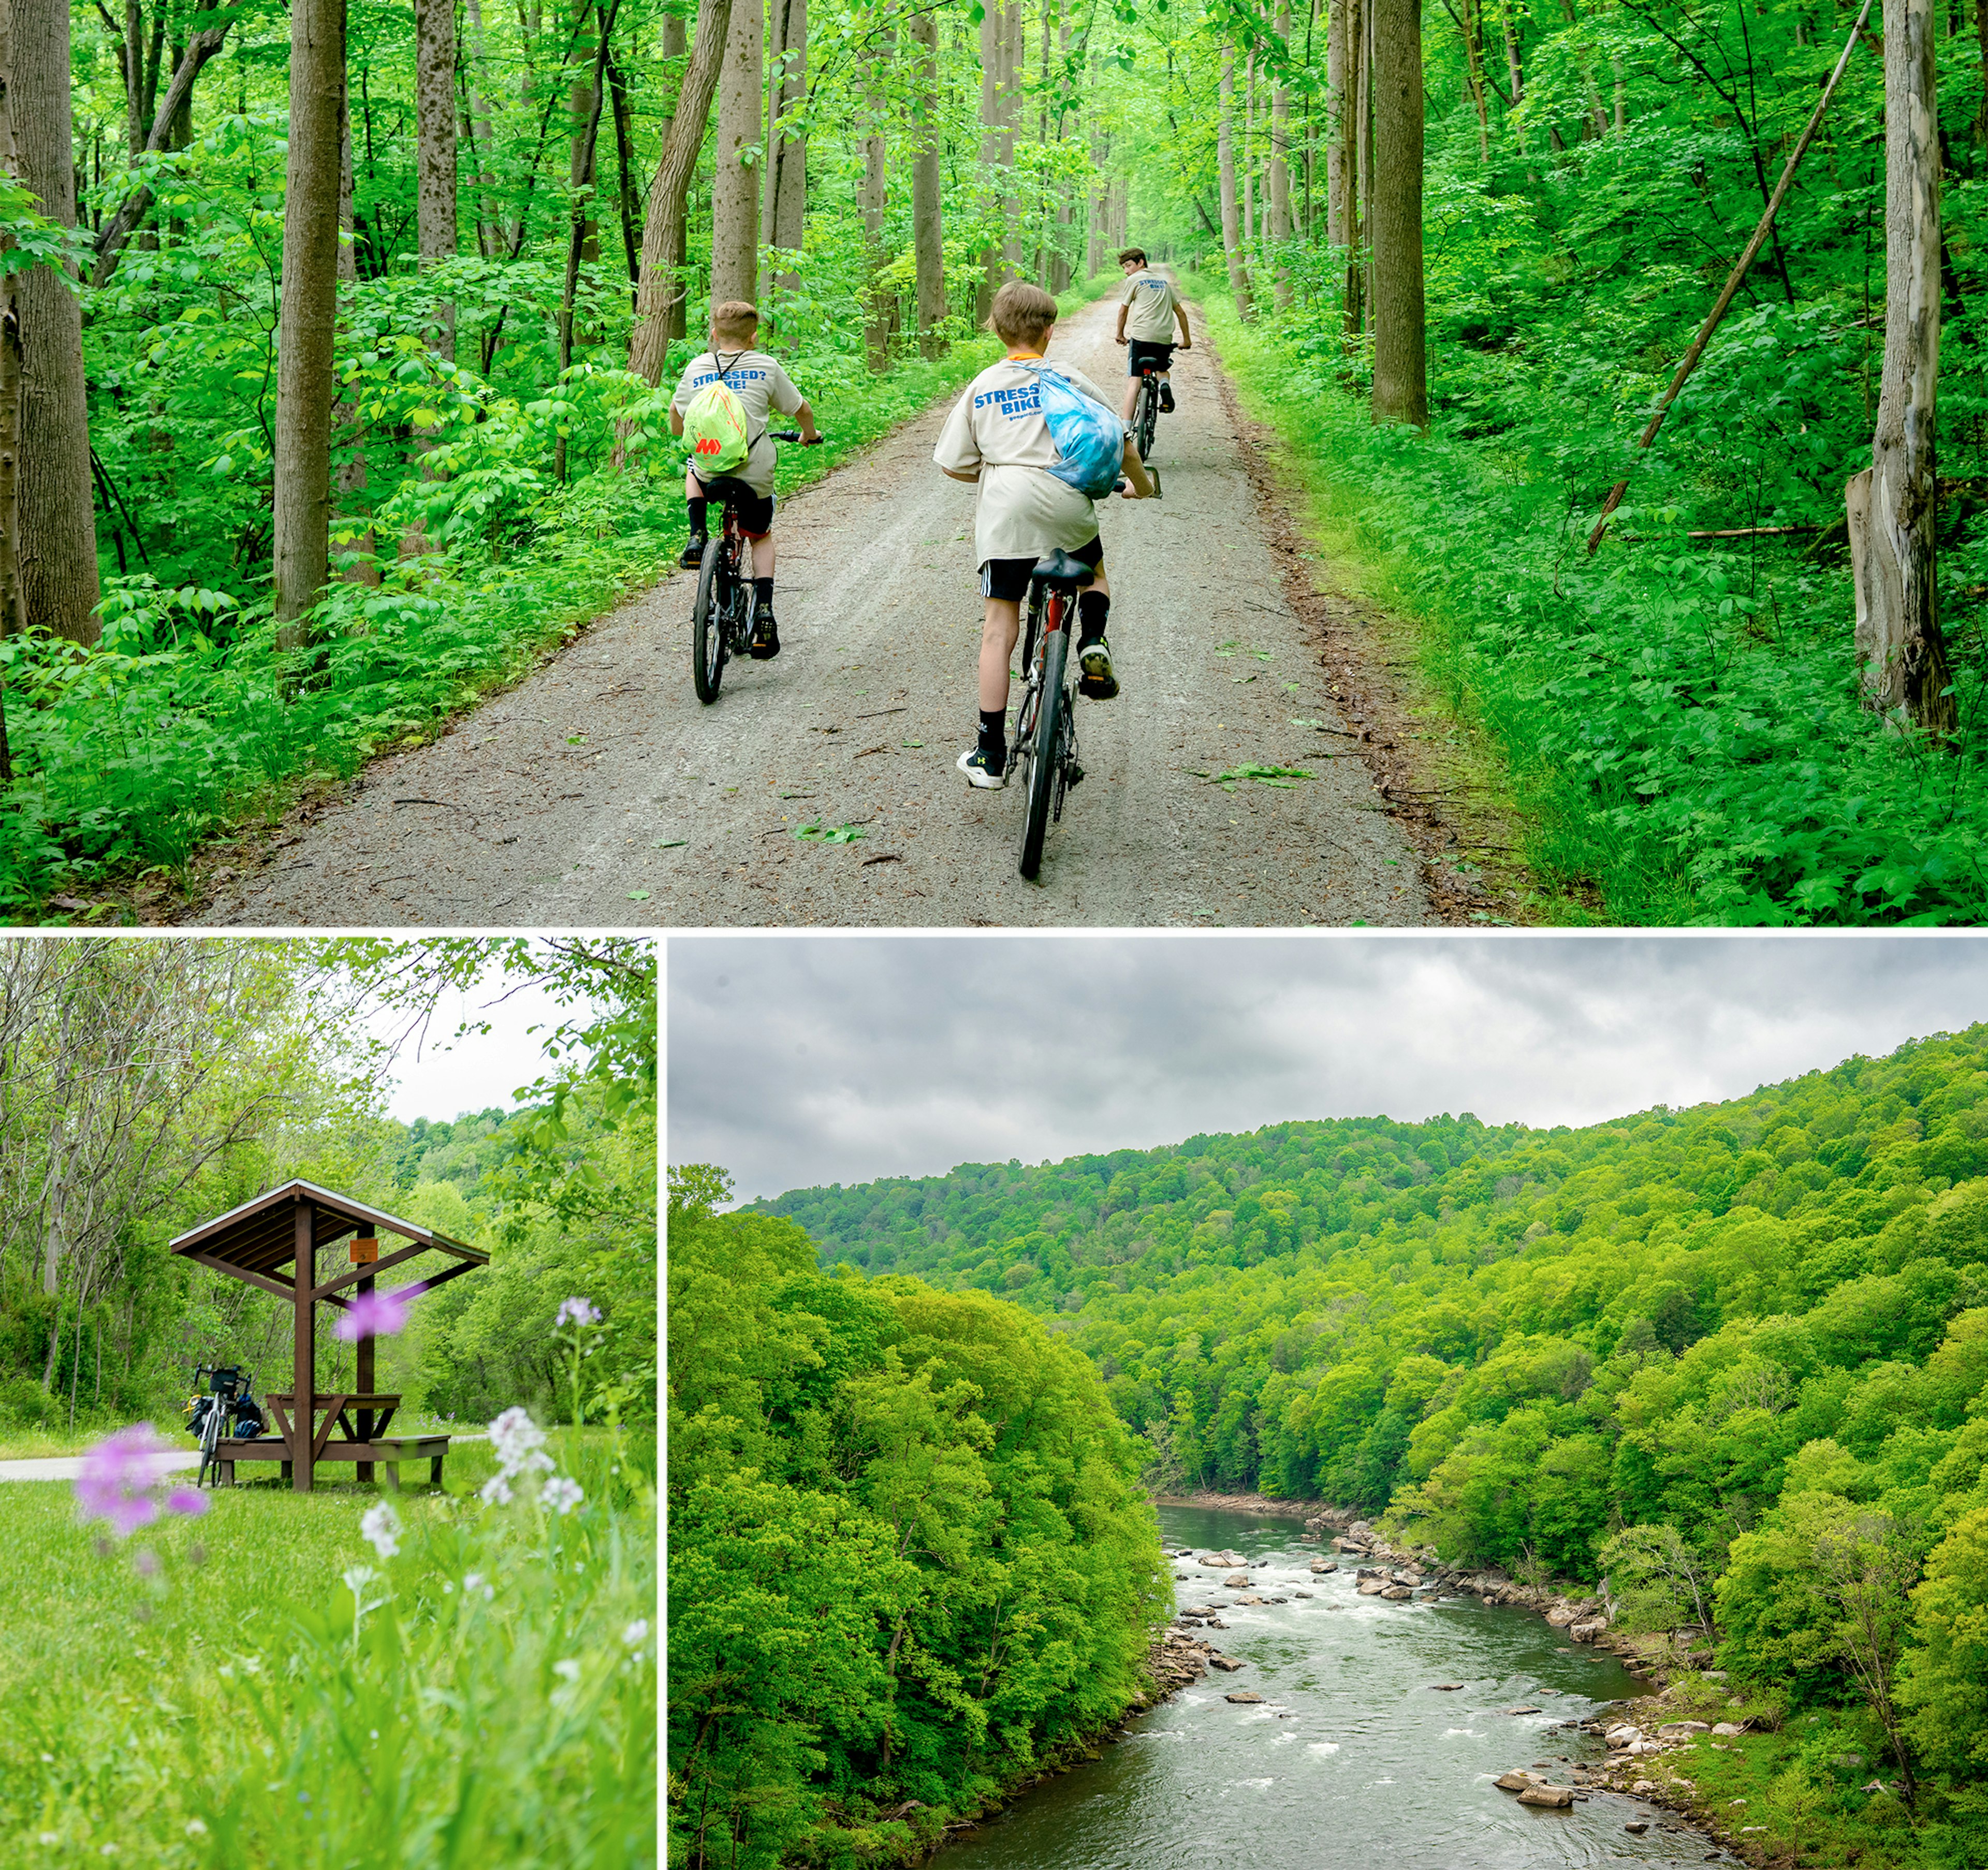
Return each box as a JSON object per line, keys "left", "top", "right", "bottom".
{"left": 1114, "top": 247, "right": 1191, "bottom": 423}
{"left": 671, "top": 300, "right": 821, "bottom": 661}
{"left": 934, "top": 280, "right": 1154, "bottom": 790}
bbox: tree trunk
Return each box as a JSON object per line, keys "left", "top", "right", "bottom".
{"left": 626, "top": 0, "right": 731, "bottom": 390}
{"left": 763, "top": 0, "right": 804, "bottom": 291}
{"left": 1243, "top": 53, "right": 1256, "bottom": 249}
{"left": 15, "top": 0, "right": 100, "bottom": 644}
{"left": 859, "top": 30, "right": 890, "bottom": 371}
{"left": 1343, "top": 0, "right": 1367, "bottom": 339}
{"left": 568, "top": 0, "right": 599, "bottom": 267}
{"left": 272, "top": 0, "right": 346, "bottom": 644}
{"left": 553, "top": 0, "right": 615, "bottom": 480}
{"left": 415, "top": 0, "right": 458, "bottom": 357}
{"left": 464, "top": 0, "right": 500, "bottom": 255}
{"left": 0, "top": 0, "right": 29, "bottom": 768}
{"left": 1850, "top": 0, "right": 1955, "bottom": 732}
{"left": 710, "top": 0, "right": 761, "bottom": 307}
{"left": 334, "top": 82, "right": 378, "bottom": 586}
{"left": 976, "top": 0, "right": 1013, "bottom": 322}
{"left": 1270, "top": 0, "right": 1293, "bottom": 308}
{"left": 1218, "top": 43, "right": 1254, "bottom": 319}
{"left": 1456, "top": 0, "right": 1490, "bottom": 160}
{"left": 655, "top": 4, "right": 689, "bottom": 342}
{"left": 1327, "top": 0, "right": 1349, "bottom": 246}
{"left": 1371, "top": 0, "right": 1426, "bottom": 424}
{"left": 909, "top": 4, "right": 945, "bottom": 354}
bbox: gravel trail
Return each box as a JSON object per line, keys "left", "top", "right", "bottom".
{"left": 194, "top": 292, "right": 1430, "bottom": 928}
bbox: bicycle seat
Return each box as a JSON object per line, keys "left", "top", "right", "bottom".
{"left": 1031, "top": 548, "right": 1095, "bottom": 589}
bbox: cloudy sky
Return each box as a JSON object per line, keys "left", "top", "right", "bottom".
{"left": 369, "top": 969, "right": 591, "bottom": 1124}
{"left": 668, "top": 934, "right": 1988, "bottom": 1201}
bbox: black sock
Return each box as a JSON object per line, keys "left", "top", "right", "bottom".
{"left": 1077, "top": 590, "right": 1110, "bottom": 649}
{"left": 978, "top": 707, "right": 1006, "bottom": 754}
{"left": 687, "top": 496, "right": 708, "bottom": 533}
{"left": 754, "top": 576, "right": 774, "bottom": 611}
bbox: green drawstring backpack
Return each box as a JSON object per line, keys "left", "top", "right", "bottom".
{"left": 682, "top": 358, "right": 753, "bottom": 476}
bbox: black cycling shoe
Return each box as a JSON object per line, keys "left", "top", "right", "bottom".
{"left": 1159, "top": 382, "right": 1175, "bottom": 414}
{"left": 679, "top": 531, "right": 708, "bottom": 570}
{"left": 749, "top": 611, "right": 781, "bottom": 660}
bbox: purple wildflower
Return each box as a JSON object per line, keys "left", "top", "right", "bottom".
{"left": 74, "top": 1424, "right": 174, "bottom": 1538}
{"left": 167, "top": 1486, "right": 210, "bottom": 1518}
{"left": 555, "top": 1296, "right": 601, "bottom": 1328}
{"left": 133, "top": 1548, "right": 160, "bottom": 1578}
{"left": 333, "top": 1286, "right": 412, "bottom": 1342}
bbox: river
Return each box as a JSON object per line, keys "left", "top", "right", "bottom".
{"left": 940, "top": 1504, "right": 1726, "bottom": 1870}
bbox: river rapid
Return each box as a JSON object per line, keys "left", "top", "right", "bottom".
{"left": 940, "top": 1504, "right": 1727, "bottom": 1870}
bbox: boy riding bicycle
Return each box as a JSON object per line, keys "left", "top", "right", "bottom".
{"left": 1113, "top": 247, "right": 1191, "bottom": 422}
{"left": 934, "top": 279, "right": 1154, "bottom": 789}
{"left": 670, "top": 300, "right": 820, "bottom": 659}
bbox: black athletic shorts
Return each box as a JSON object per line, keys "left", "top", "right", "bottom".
{"left": 692, "top": 472, "right": 776, "bottom": 538}
{"left": 1128, "top": 339, "right": 1176, "bottom": 377}
{"left": 980, "top": 533, "right": 1103, "bottom": 603}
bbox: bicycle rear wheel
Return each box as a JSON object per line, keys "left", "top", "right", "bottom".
{"left": 1017, "top": 626, "right": 1069, "bottom": 881}
{"left": 1135, "top": 378, "right": 1158, "bottom": 462}
{"left": 692, "top": 536, "right": 730, "bottom": 704}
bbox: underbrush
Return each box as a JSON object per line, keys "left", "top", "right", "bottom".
{"left": 6, "top": 273, "right": 1110, "bottom": 917}
{"left": 1190, "top": 282, "right": 1988, "bottom": 925}
{"left": 0, "top": 1427, "right": 654, "bottom": 1865}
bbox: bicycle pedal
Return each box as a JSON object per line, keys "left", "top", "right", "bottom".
{"left": 1066, "top": 763, "right": 1085, "bottom": 787}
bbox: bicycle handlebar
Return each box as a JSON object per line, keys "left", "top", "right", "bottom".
{"left": 769, "top": 431, "right": 824, "bottom": 445}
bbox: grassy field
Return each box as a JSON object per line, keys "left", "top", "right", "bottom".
{"left": 0, "top": 1428, "right": 655, "bottom": 1867}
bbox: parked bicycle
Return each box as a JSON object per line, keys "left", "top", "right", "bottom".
{"left": 691, "top": 430, "right": 822, "bottom": 704}
{"left": 184, "top": 1363, "right": 266, "bottom": 1488}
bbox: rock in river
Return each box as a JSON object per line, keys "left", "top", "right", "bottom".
{"left": 1224, "top": 1691, "right": 1265, "bottom": 1704}
{"left": 1517, "top": 1785, "right": 1574, "bottom": 1809}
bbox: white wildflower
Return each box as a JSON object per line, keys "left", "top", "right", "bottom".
{"left": 540, "top": 1475, "right": 583, "bottom": 1516}
{"left": 342, "top": 1565, "right": 378, "bottom": 1598}
{"left": 487, "top": 1406, "right": 548, "bottom": 1476}
{"left": 37, "top": 1835, "right": 58, "bottom": 1848}
{"left": 556, "top": 1297, "right": 602, "bottom": 1327}
{"left": 184, "top": 1821, "right": 207, "bottom": 1838}
{"left": 552, "top": 1658, "right": 582, "bottom": 1683}
{"left": 359, "top": 1501, "right": 401, "bottom": 1560}
{"left": 622, "top": 1619, "right": 649, "bottom": 1647}
{"left": 479, "top": 1472, "right": 515, "bottom": 1507}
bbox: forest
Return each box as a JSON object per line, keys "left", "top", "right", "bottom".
{"left": 0, "top": 933, "right": 657, "bottom": 1442}
{"left": 3, "top": 0, "right": 1985, "bottom": 916}
{"left": 667, "top": 1164, "right": 1167, "bottom": 1869}
{"left": 756, "top": 1022, "right": 1988, "bottom": 1853}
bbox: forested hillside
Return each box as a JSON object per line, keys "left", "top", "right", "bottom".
{"left": 763, "top": 1024, "right": 1988, "bottom": 1824}
{"left": 668, "top": 1166, "right": 1167, "bottom": 1869}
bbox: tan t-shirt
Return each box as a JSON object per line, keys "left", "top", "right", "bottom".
{"left": 932, "top": 357, "right": 1122, "bottom": 565}
{"left": 670, "top": 348, "right": 803, "bottom": 496}
{"left": 1119, "top": 269, "right": 1183, "bottom": 342}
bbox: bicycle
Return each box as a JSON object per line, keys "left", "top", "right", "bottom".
{"left": 690, "top": 430, "right": 823, "bottom": 705}
{"left": 185, "top": 1363, "right": 264, "bottom": 1489}
{"left": 1131, "top": 356, "right": 1165, "bottom": 464}
{"left": 1009, "top": 471, "right": 1162, "bottom": 881}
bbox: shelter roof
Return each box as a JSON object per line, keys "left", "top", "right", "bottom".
{"left": 169, "top": 1179, "right": 489, "bottom": 1282}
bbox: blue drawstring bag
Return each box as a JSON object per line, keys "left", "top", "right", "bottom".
{"left": 1015, "top": 362, "right": 1124, "bottom": 499}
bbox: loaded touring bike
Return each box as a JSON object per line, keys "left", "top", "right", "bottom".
{"left": 185, "top": 1363, "right": 266, "bottom": 1488}
{"left": 690, "top": 430, "right": 822, "bottom": 704}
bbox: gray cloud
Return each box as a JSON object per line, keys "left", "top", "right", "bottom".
{"left": 667, "top": 934, "right": 1988, "bottom": 1201}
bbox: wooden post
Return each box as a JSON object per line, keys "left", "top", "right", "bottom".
{"left": 355, "top": 1262, "right": 375, "bottom": 1485}
{"left": 292, "top": 1197, "right": 314, "bottom": 1493}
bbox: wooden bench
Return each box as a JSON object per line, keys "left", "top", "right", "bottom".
{"left": 211, "top": 1434, "right": 452, "bottom": 1491}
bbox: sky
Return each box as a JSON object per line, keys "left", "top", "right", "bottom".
{"left": 667, "top": 933, "right": 1988, "bottom": 1201}
{"left": 370, "top": 972, "right": 584, "bottom": 1124}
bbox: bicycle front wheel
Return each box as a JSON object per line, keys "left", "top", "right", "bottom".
{"left": 1017, "top": 628, "right": 1069, "bottom": 881}
{"left": 692, "top": 537, "right": 729, "bottom": 704}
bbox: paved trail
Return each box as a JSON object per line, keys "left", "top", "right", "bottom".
{"left": 195, "top": 293, "right": 1429, "bottom": 928}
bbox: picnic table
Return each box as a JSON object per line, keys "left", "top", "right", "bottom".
{"left": 210, "top": 1390, "right": 453, "bottom": 1491}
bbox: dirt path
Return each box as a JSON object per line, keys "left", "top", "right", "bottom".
{"left": 193, "top": 294, "right": 1431, "bottom": 928}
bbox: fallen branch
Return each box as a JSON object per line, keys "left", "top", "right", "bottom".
{"left": 1586, "top": 0, "right": 1874, "bottom": 554}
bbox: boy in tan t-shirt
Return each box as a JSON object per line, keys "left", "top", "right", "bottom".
{"left": 668, "top": 300, "right": 821, "bottom": 659}
{"left": 1114, "top": 247, "right": 1192, "bottom": 420}
{"left": 934, "top": 280, "right": 1153, "bottom": 788}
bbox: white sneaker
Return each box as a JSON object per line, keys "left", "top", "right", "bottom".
{"left": 957, "top": 746, "right": 1007, "bottom": 789}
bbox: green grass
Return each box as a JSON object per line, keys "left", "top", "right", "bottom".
{"left": 1186, "top": 279, "right": 1988, "bottom": 926}
{"left": 0, "top": 1428, "right": 655, "bottom": 1866}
